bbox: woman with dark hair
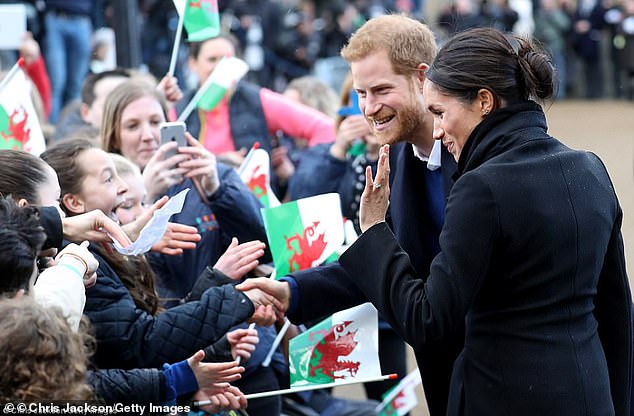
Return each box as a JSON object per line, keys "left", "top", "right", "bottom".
{"left": 341, "top": 27, "right": 631, "bottom": 415}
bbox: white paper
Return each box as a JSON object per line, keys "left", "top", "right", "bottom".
{"left": 114, "top": 189, "right": 189, "bottom": 256}
{"left": 0, "top": 5, "right": 26, "bottom": 50}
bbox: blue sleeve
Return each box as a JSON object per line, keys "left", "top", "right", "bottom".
{"left": 280, "top": 276, "right": 300, "bottom": 317}
{"left": 288, "top": 144, "right": 348, "bottom": 200}
{"left": 162, "top": 359, "right": 199, "bottom": 402}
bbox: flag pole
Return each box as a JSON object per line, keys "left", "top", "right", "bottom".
{"left": 261, "top": 317, "right": 291, "bottom": 367}
{"left": 193, "top": 374, "right": 398, "bottom": 406}
{"left": 236, "top": 142, "right": 260, "bottom": 177}
{"left": 177, "top": 56, "right": 227, "bottom": 123}
{"left": 167, "top": 8, "right": 185, "bottom": 77}
{"left": 235, "top": 322, "right": 256, "bottom": 365}
{"left": 374, "top": 368, "right": 422, "bottom": 413}
{"left": 0, "top": 57, "right": 25, "bottom": 94}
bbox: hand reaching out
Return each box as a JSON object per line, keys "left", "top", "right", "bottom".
{"left": 226, "top": 327, "right": 259, "bottom": 363}
{"left": 187, "top": 350, "right": 244, "bottom": 395}
{"left": 62, "top": 209, "right": 132, "bottom": 247}
{"left": 239, "top": 283, "right": 284, "bottom": 326}
{"left": 359, "top": 144, "right": 390, "bottom": 232}
{"left": 237, "top": 277, "right": 291, "bottom": 321}
{"left": 151, "top": 222, "right": 201, "bottom": 256}
{"left": 213, "top": 238, "right": 266, "bottom": 280}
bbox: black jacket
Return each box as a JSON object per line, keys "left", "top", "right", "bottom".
{"left": 88, "top": 368, "right": 166, "bottom": 404}
{"left": 340, "top": 101, "right": 632, "bottom": 416}
{"left": 84, "top": 246, "right": 255, "bottom": 370}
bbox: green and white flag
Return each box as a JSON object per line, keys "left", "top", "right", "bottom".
{"left": 173, "top": 0, "right": 220, "bottom": 42}
{"left": 376, "top": 369, "right": 422, "bottom": 415}
{"left": 0, "top": 69, "right": 45, "bottom": 155}
{"left": 289, "top": 302, "right": 381, "bottom": 387}
{"left": 239, "top": 147, "right": 280, "bottom": 208}
{"left": 261, "top": 193, "right": 344, "bottom": 278}
{"left": 177, "top": 57, "right": 249, "bottom": 123}
{"left": 197, "top": 56, "right": 248, "bottom": 110}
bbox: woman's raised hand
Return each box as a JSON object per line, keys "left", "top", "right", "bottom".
{"left": 359, "top": 144, "right": 390, "bottom": 232}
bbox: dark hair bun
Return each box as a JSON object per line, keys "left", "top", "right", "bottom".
{"left": 517, "top": 42, "right": 555, "bottom": 100}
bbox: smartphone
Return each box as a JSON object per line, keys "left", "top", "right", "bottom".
{"left": 159, "top": 121, "right": 187, "bottom": 159}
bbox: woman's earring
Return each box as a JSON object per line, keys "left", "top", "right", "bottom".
{"left": 483, "top": 109, "right": 490, "bottom": 116}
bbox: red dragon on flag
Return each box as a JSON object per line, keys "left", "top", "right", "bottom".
{"left": 285, "top": 221, "right": 328, "bottom": 272}
{"left": 0, "top": 106, "right": 31, "bottom": 150}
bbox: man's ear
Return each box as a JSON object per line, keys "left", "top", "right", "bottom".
{"left": 17, "top": 198, "right": 29, "bottom": 207}
{"left": 416, "top": 63, "right": 429, "bottom": 86}
{"left": 62, "top": 193, "right": 85, "bottom": 215}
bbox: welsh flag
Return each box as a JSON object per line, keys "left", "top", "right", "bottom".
{"left": 197, "top": 57, "right": 249, "bottom": 111}
{"left": 261, "top": 193, "right": 344, "bottom": 278}
{"left": 176, "top": 57, "right": 249, "bottom": 123}
{"left": 238, "top": 147, "right": 280, "bottom": 208}
{"left": 0, "top": 69, "right": 45, "bottom": 155}
{"left": 376, "top": 369, "right": 422, "bottom": 416}
{"left": 289, "top": 302, "right": 381, "bottom": 387}
{"left": 173, "top": 0, "right": 220, "bottom": 42}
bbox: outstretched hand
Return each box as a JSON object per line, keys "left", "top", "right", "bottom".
{"left": 236, "top": 277, "right": 290, "bottom": 321}
{"left": 187, "top": 350, "right": 244, "bottom": 395}
{"left": 62, "top": 209, "right": 132, "bottom": 247}
{"left": 213, "top": 238, "right": 266, "bottom": 280}
{"left": 151, "top": 222, "right": 201, "bottom": 256}
{"left": 359, "top": 144, "right": 390, "bottom": 232}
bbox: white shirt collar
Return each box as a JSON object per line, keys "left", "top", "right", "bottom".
{"left": 412, "top": 140, "right": 442, "bottom": 171}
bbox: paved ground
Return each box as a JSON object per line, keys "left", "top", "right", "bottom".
{"left": 333, "top": 99, "right": 634, "bottom": 414}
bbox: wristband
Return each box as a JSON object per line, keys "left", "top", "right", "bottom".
{"left": 58, "top": 253, "right": 89, "bottom": 277}
{"left": 55, "top": 262, "right": 84, "bottom": 280}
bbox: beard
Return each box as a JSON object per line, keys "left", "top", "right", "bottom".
{"left": 372, "top": 98, "right": 424, "bottom": 146}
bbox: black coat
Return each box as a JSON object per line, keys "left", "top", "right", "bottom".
{"left": 340, "top": 102, "right": 632, "bottom": 415}
{"left": 88, "top": 368, "right": 165, "bottom": 404}
{"left": 288, "top": 141, "right": 459, "bottom": 416}
{"left": 84, "top": 247, "right": 255, "bottom": 370}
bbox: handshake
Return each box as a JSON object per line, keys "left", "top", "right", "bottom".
{"left": 236, "top": 278, "right": 291, "bottom": 326}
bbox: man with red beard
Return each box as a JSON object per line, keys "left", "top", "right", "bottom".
{"left": 238, "top": 15, "right": 459, "bottom": 416}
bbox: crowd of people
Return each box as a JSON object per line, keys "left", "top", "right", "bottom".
{"left": 0, "top": 1, "right": 632, "bottom": 416}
